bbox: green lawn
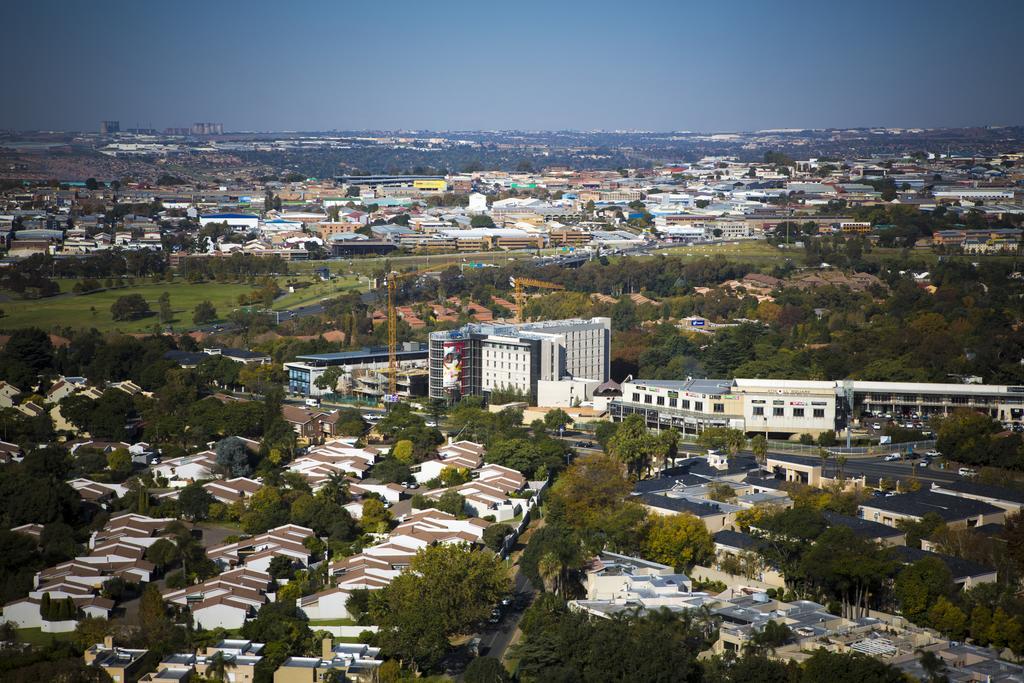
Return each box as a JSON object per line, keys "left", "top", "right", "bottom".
{"left": 0, "top": 280, "right": 264, "bottom": 333}
{"left": 15, "top": 628, "right": 74, "bottom": 647}
{"left": 653, "top": 241, "right": 791, "bottom": 266}
{"left": 308, "top": 618, "right": 358, "bottom": 627}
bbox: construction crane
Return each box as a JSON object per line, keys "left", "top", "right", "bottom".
{"left": 510, "top": 276, "right": 565, "bottom": 323}
{"left": 385, "top": 263, "right": 451, "bottom": 401}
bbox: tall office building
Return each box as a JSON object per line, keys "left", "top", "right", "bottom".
{"left": 428, "top": 318, "right": 611, "bottom": 403}
{"left": 190, "top": 122, "right": 224, "bottom": 135}
{"left": 100, "top": 120, "right": 120, "bottom": 134}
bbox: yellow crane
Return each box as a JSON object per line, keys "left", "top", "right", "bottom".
{"left": 510, "top": 276, "right": 565, "bottom": 323}
{"left": 385, "top": 263, "right": 451, "bottom": 400}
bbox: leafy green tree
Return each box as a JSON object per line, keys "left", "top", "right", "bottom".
{"left": 110, "top": 294, "right": 152, "bottom": 321}
{"left": 145, "top": 537, "right": 178, "bottom": 572}
{"left": 543, "top": 409, "right": 572, "bottom": 433}
{"left": 800, "top": 649, "right": 905, "bottom": 683}
{"left": 313, "top": 366, "right": 343, "bottom": 393}
{"left": 178, "top": 482, "right": 215, "bottom": 521}
{"left": 215, "top": 436, "right": 251, "bottom": 477}
{"left": 894, "top": 557, "right": 954, "bottom": 625}
{"left": 464, "top": 656, "right": 510, "bottom": 683}
{"left": 697, "top": 427, "right": 746, "bottom": 456}
{"left": 193, "top": 300, "right": 218, "bottom": 324}
{"left": 641, "top": 513, "right": 714, "bottom": 571}
{"left": 896, "top": 511, "right": 946, "bottom": 549}
{"left": 927, "top": 596, "right": 967, "bottom": 640}
{"left": 370, "top": 544, "right": 510, "bottom": 672}
{"left": 482, "top": 523, "right": 513, "bottom": 553}
{"left": 106, "top": 448, "right": 132, "bottom": 477}
{"left": 158, "top": 291, "right": 172, "bottom": 323}
{"left": 801, "top": 527, "right": 897, "bottom": 619}
{"left": 435, "top": 490, "right": 466, "bottom": 517}
{"left": 751, "top": 434, "right": 769, "bottom": 464}
{"left": 607, "top": 414, "right": 661, "bottom": 478}
{"left": 519, "top": 524, "right": 586, "bottom": 597}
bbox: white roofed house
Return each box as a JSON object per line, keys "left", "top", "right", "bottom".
{"left": 418, "top": 462, "right": 527, "bottom": 521}
{"left": 206, "top": 524, "right": 315, "bottom": 573}
{"left": 3, "top": 513, "right": 177, "bottom": 631}
{"left": 411, "top": 440, "right": 485, "bottom": 485}
{"left": 163, "top": 568, "right": 273, "bottom": 630}
{"left": 287, "top": 438, "right": 384, "bottom": 489}
{"left": 158, "top": 477, "right": 262, "bottom": 505}
{"left": 0, "top": 380, "right": 20, "bottom": 407}
{"left": 152, "top": 451, "right": 218, "bottom": 487}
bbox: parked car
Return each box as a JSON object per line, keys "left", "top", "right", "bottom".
{"left": 958, "top": 467, "right": 977, "bottom": 477}
{"left": 925, "top": 450, "right": 941, "bottom": 458}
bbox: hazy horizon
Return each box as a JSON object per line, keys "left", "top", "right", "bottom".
{"left": 4, "top": 0, "right": 1023, "bottom": 133}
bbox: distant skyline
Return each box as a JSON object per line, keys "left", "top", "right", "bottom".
{"left": 4, "top": 0, "right": 1024, "bottom": 133}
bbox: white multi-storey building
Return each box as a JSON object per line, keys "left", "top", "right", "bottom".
{"left": 428, "top": 318, "right": 611, "bottom": 403}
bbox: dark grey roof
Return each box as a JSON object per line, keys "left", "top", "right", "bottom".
{"left": 892, "top": 545, "right": 995, "bottom": 581}
{"left": 636, "top": 492, "right": 725, "bottom": 517}
{"left": 633, "top": 474, "right": 707, "bottom": 495}
{"left": 823, "top": 511, "right": 905, "bottom": 539}
{"left": 934, "top": 480, "right": 1024, "bottom": 505}
{"left": 860, "top": 490, "right": 1003, "bottom": 522}
{"left": 714, "top": 529, "right": 760, "bottom": 551}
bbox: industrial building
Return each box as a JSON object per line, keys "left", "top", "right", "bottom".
{"left": 428, "top": 318, "right": 611, "bottom": 403}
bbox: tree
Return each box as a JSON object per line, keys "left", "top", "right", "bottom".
{"left": 914, "top": 647, "right": 949, "bottom": 683}
{"left": 800, "top": 649, "right": 905, "bottom": 683}
{"left": 145, "top": 537, "right": 178, "bottom": 571}
{"left": 193, "top": 300, "right": 218, "bottom": 324}
{"left": 370, "top": 544, "right": 510, "bottom": 671}
{"left": 801, "top": 527, "right": 897, "bottom": 619}
{"left": 927, "top": 596, "right": 967, "bottom": 640}
{"left": 158, "top": 291, "right": 172, "bottom": 323}
{"left": 935, "top": 410, "right": 1001, "bottom": 467}
{"left": 313, "top": 366, "right": 343, "bottom": 393}
{"left": 435, "top": 490, "right": 467, "bottom": 517}
{"left": 751, "top": 434, "right": 768, "bottom": 465}
{"left": 894, "top": 557, "right": 953, "bottom": 624}
{"left": 697, "top": 427, "right": 746, "bottom": 456}
{"left": 482, "top": 523, "right": 513, "bottom": 553}
{"left": 390, "top": 439, "right": 414, "bottom": 464}
{"left": 106, "top": 448, "right": 132, "bottom": 477}
{"left": 268, "top": 554, "right": 296, "bottom": 580}
{"left": 360, "top": 498, "right": 391, "bottom": 534}
{"left": 546, "top": 452, "right": 639, "bottom": 550}
{"left": 543, "top": 409, "right": 572, "bottom": 434}
{"left": 139, "top": 583, "right": 174, "bottom": 651}
{"left": 749, "top": 620, "right": 792, "bottom": 654}
{"left": 178, "top": 482, "right": 215, "bottom": 521}
{"left": 641, "top": 513, "right": 714, "bottom": 571}
{"left": 896, "top": 511, "right": 946, "bottom": 549}
{"left": 464, "top": 656, "right": 510, "bottom": 683}
{"left": 607, "top": 414, "right": 661, "bottom": 478}
{"left": 110, "top": 294, "right": 151, "bottom": 321}
{"left": 215, "top": 436, "right": 251, "bottom": 477}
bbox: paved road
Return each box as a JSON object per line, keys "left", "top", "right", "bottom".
{"left": 478, "top": 569, "right": 535, "bottom": 661}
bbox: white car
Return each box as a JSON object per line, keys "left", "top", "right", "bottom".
{"left": 958, "top": 467, "right": 977, "bottom": 477}
{"left": 925, "top": 450, "right": 941, "bottom": 458}
{"left": 884, "top": 453, "right": 901, "bottom": 462}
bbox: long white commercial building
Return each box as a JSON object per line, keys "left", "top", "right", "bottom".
{"left": 610, "top": 377, "right": 1024, "bottom": 437}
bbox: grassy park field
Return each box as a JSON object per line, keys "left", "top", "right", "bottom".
{"left": 0, "top": 275, "right": 362, "bottom": 333}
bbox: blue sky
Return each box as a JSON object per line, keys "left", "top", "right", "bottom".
{"left": 3, "top": 0, "right": 1023, "bottom": 132}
